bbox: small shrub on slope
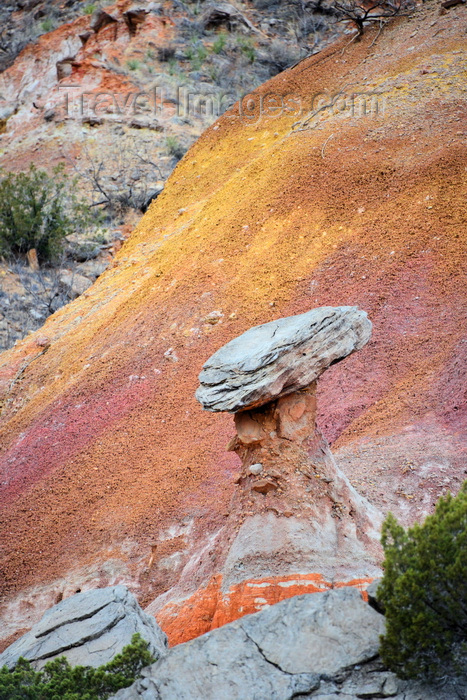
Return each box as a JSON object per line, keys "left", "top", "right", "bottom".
{"left": 0, "top": 633, "right": 156, "bottom": 700}
{"left": 378, "top": 482, "right": 467, "bottom": 681}
{"left": 0, "top": 164, "right": 91, "bottom": 263}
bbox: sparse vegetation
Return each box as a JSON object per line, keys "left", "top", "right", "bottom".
{"left": 166, "top": 135, "right": 187, "bottom": 161}
{"left": 212, "top": 32, "right": 227, "bottom": 54}
{"left": 0, "top": 633, "right": 156, "bottom": 700}
{"left": 378, "top": 483, "right": 467, "bottom": 681}
{"left": 0, "top": 164, "right": 92, "bottom": 263}
{"left": 69, "top": 136, "right": 164, "bottom": 215}
{"left": 185, "top": 45, "right": 195, "bottom": 61}
{"left": 84, "top": 4, "right": 96, "bottom": 15}
{"left": 208, "top": 65, "right": 220, "bottom": 83}
{"left": 167, "top": 56, "right": 179, "bottom": 76}
{"left": 90, "top": 229, "right": 109, "bottom": 246}
{"left": 237, "top": 37, "right": 256, "bottom": 63}
{"left": 334, "top": 0, "right": 413, "bottom": 36}
{"left": 40, "top": 18, "right": 54, "bottom": 33}
{"left": 11, "top": 257, "right": 77, "bottom": 319}
{"left": 126, "top": 58, "right": 140, "bottom": 71}
{"left": 186, "top": 42, "right": 208, "bottom": 70}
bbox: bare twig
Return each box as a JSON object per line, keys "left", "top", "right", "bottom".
{"left": 321, "top": 133, "right": 335, "bottom": 158}
{"left": 334, "top": 0, "right": 413, "bottom": 36}
{"left": 369, "top": 18, "right": 386, "bottom": 47}
{"left": 62, "top": 136, "right": 165, "bottom": 215}
{"left": 340, "top": 31, "right": 361, "bottom": 54}
{"left": 291, "top": 85, "right": 351, "bottom": 133}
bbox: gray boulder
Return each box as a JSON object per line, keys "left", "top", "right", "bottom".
{"left": 59, "top": 270, "right": 93, "bottom": 299}
{"left": 240, "top": 586, "right": 382, "bottom": 677}
{"left": 112, "top": 587, "right": 384, "bottom": 700}
{"left": 196, "top": 306, "right": 372, "bottom": 412}
{"left": 0, "top": 585, "right": 168, "bottom": 670}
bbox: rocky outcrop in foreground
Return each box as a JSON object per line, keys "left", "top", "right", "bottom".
{"left": 0, "top": 585, "right": 168, "bottom": 670}
{"left": 0, "top": 584, "right": 454, "bottom": 699}
{"left": 114, "top": 588, "right": 442, "bottom": 700}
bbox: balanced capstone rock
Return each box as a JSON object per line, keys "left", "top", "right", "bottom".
{"left": 196, "top": 306, "right": 372, "bottom": 412}
{"left": 192, "top": 304, "right": 382, "bottom": 596}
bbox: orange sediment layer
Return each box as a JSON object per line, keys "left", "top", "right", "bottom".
{"left": 156, "top": 574, "right": 374, "bottom": 646}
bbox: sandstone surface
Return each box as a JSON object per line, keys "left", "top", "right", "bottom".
{"left": 113, "top": 589, "right": 446, "bottom": 700}
{"left": 196, "top": 306, "right": 371, "bottom": 412}
{"left": 114, "top": 589, "right": 383, "bottom": 699}
{"left": 0, "top": 585, "right": 168, "bottom": 670}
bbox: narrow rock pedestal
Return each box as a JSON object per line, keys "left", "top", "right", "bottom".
{"left": 152, "top": 307, "right": 383, "bottom": 643}
{"left": 220, "top": 380, "right": 382, "bottom": 590}
{"left": 229, "top": 383, "right": 375, "bottom": 529}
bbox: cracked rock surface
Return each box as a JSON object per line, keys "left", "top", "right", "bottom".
{"left": 113, "top": 588, "right": 453, "bottom": 700}
{"left": 112, "top": 588, "right": 382, "bottom": 700}
{"left": 196, "top": 306, "right": 372, "bottom": 412}
{"left": 0, "top": 585, "right": 168, "bottom": 669}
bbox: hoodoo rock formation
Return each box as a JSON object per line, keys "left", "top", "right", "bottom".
{"left": 202, "top": 307, "right": 381, "bottom": 583}
{"left": 149, "top": 308, "right": 382, "bottom": 644}
{"left": 197, "top": 308, "right": 378, "bottom": 548}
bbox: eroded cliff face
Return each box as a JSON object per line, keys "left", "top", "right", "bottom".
{"left": 1, "top": 1, "right": 466, "bottom": 648}
{"left": 0, "top": 1, "right": 195, "bottom": 182}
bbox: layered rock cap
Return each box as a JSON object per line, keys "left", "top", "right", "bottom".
{"left": 196, "top": 306, "right": 372, "bottom": 412}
